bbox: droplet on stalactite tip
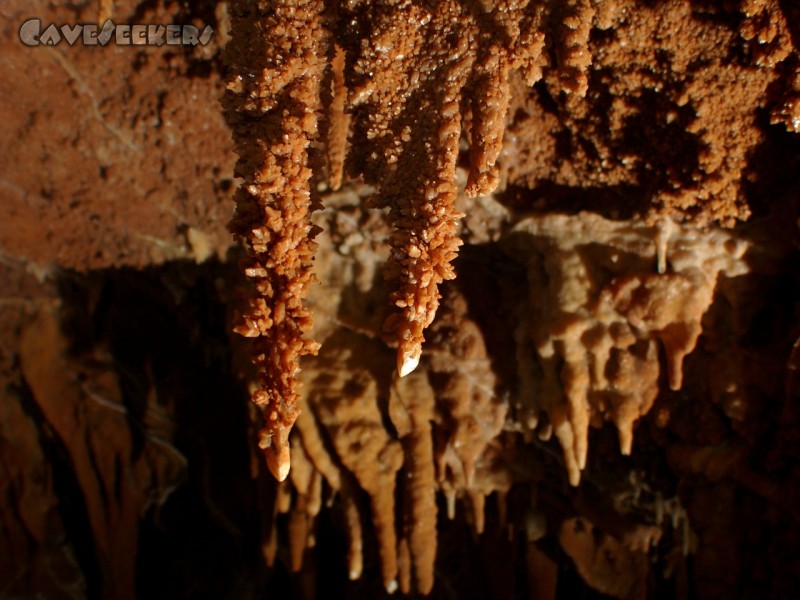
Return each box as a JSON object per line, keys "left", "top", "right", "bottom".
{"left": 397, "top": 346, "right": 421, "bottom": 377}
{"left": 618, "top": 422, "right": 634, "bottom": 456}
{"left": 386, "top": 579, "right": 399, "bottom": 594}
{"left": 655, "top": 217, "right": 676, "bottom": 274}
{"left": 264, "top": 436, "right": 291, "bottom": 482}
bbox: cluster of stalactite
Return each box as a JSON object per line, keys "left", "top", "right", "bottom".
{"left": 246, "top": 186, "right": 755, "bottom": 596}
{"left": 224, "top": 0, "right": 798, "bottom": 484}
{"left": 224, "top": 0, "right": 601, "bottom": 479}
{"left": 504, "top": 213, "right": 749, "bottom": 485}
{"left": 254, "top": 188, "right": 516, "bottom": 595}
{"left": 221, "top": 0, "right": 800, "bottom": 595}
{"left": 273, "top": 310, "right": 516, "bottom": 595}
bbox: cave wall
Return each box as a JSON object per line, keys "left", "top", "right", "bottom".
{"left": 1, "top": 1, "right": 800, "bottom": 599}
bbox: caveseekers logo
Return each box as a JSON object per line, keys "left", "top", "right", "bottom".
{"left": 19, "top": 18, "right": 214, "bottom": 47}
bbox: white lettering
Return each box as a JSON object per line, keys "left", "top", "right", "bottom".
{"left": 19, "top": 19, "right": 41, "bottom": 46}
{"left": 39, "top": 24, "right": 62, "bottom": 46}
{"left": 61, "top": 24, "right": 82, "bottom": 45}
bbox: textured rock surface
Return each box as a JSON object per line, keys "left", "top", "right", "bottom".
{"left": 0, "top": 0, "right": 236, "bottom": 271}
{"left": 1, "top": 0, "right": 800, "bottom": 599}
{"left": 504, "top": 212, "right": 749, "bottom": 484}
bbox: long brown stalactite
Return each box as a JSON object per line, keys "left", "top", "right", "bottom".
{"left": 223, "top": 0, "right": 329, "bottom": 480}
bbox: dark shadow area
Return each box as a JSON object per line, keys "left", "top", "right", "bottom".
{"left": 51, "top": 261, "right": 277, "bottom": 600}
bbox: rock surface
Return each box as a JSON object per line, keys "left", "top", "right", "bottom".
{"left": 1, "top": 1, "right": 800, "bottom": 599}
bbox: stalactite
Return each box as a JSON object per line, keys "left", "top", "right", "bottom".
{"left": 294, "top": 396, "right": 342, "bottom": 492}
{"left": 257, "top": 441, "right": 281, "bottom": 569}
{"left": 340, "top": 0, "right": 548, "bottom": 378}
{"left": 555, "top": 0, "right": 595, "bottom": 96}
{"left": 504, "top": 212, "right": 749, "bottom": 485}
{"left": 427, "top": 287, "right": 506, "bottom": 492}
{"left": 287, "top": 500, "right": 309, "bottom": 573}
{"left": 397, "top": 537, "right": 412, "bottom": 595}
{"left": 467, "top": 489, "right": 487, "bottom": 535}
{"left": 287, "top": 433, "right": 319, "bottom": 572}
{"left": 223, "top": 0, "right": 329, "bottom": 481}
{"left": 341, "top": 483, "right": 364, "bottom": 581}
{"left": 465, "top": 1, "right": 546, "bottom": 196}
{"left": 289, "top": 432, "right": 315, "bottom": 503}
{"left": 326, "top": 45, "right": 349, "bottom": 191}
{"left": 302, "top": 333, "right": 404, "bottom": 591}
{"left": 390, "top": 370, "right": 438, "bottom": 596}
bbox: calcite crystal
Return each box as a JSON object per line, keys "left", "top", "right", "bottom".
{"left": 223, "top": 0, "right": 328, "bottom": 480}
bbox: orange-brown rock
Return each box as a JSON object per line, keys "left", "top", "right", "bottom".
{"left": 223, "top": 0, "right": 329, "bottom": 481}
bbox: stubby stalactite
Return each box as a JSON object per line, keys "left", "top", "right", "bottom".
{"left": 503, "top": 213, "right": 749, "bottom": 485}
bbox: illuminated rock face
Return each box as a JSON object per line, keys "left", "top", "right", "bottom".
{"left": 20, "top": 0, "right": 789, "bottom": 596}
{"left": 271, "top": 191, "right": 754, "bottom": 592}
{"left": 216, "top": 0, "right": 798, "bottom": 594}
{"left": 222, "top": 0, "right": 598, "bottom": 474}
{"left": 504, "top": 212, "right": 749, "bottom": 485}
{"left": 1, "top": 0, "right": 799, "bottom": 597}
{"left": 222, "top": 0, "right": 798, "bottom": 505}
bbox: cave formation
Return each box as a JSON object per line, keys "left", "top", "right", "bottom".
{"left": 1, "top": 0, "right": 800, "bottom": 599}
